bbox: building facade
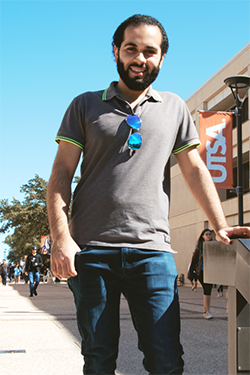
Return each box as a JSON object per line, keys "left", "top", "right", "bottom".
{"left": 171, "top": 42, "right": 250, "bottom": 280}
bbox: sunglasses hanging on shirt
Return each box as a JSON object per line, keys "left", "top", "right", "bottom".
{"left": 126, "top": 114, "right": 142, "bottom": 151}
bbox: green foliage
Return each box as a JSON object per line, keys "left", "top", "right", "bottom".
{"left": 0, "top": 175, "right": 50, "bottom": 263}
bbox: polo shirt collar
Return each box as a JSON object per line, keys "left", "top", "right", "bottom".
{"left": 102, "top": 81, "right": 162, "bottom": 102}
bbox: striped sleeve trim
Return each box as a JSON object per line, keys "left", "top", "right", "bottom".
{"left": 55, "top": 136, "right": 84, "bottom": 150}
{"left": 102, "top": 88, "right": 108, "bottom": 101}
{"left": 172, "top": 140, "right": 201, "bottom": 155}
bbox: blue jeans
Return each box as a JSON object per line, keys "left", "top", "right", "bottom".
{"left": 68, "top": 247, "right": 184, "bottom": 374}
{"left": 2, "top": 272, "right": 7, "bottom": 286}
{"left": 28, "top": 271, "right": 40, "bottom": 294}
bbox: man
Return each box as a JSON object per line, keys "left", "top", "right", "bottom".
{"left": 1, "top": 259, "right": 8, "bottom": 286}
{"left": 25, "top": 246, "right": 43, "bottom": 297}
{"left": 8, "top": 262, "right": 14, "bottom": 283}
{"left": 47, "top": 14, "right": 250, "bottom": 375}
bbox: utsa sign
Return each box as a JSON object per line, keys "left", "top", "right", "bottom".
{"left": 199, "top": 111, "right": 233, "bottom": 189}
{"left": 41, "top": 235, "right": 50, "bottom": 254}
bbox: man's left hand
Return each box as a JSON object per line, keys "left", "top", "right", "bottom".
{"left": 216, "top": 226, "right": 250, "bottom": 245}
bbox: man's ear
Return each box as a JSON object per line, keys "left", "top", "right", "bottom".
{"left": 114, "top": 45, "right": 119, "bottom": 63}
{"left": 159, "top": 53, "right": 166, "bottom": 69}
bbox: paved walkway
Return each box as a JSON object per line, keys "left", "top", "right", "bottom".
{"left": 0, "top": 281, "right": 228, "bottom": 375}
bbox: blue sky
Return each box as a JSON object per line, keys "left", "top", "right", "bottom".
{"left": 0, "top": 0, "right": 250, "bottom": 259}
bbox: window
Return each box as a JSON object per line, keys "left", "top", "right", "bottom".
{"left": 227, "top": 160, "right": 250, "bottom": 199}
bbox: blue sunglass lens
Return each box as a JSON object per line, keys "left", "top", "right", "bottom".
{"left": 127, "top": 133, "right": 142, "bottom": 150}
{"left": 126, "top": 115, "right": 141, "bottom": 130}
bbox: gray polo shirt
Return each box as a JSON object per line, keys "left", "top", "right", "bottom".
{"left": 56, "top": 82, "right": 200, "bottom": 252}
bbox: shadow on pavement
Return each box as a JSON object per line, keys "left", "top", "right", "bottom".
{"left": 10, "top": 282, "right": 228, "bottom": 375}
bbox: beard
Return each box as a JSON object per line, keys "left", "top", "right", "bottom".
{"left": 117, "top": 55, "right": 161, "bottom": 91}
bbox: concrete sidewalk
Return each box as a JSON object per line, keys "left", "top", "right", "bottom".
{"left": 0, "top": 281, "right": 228, "bottom": 375}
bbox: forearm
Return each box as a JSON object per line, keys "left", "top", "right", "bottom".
{"left": 184, "top": 162, "right": 228, "bottom": 232}
{"left": 47, "top": 167, "right": 72, "bottom": 241}
{"left": 38, "top": 257, "right": 43, "bottom": 267}
{"left": 46, "top": 142, "right": 82, "bottom": 278}
{"left": 176, "top": 148, "right": 228, "bottom": 233}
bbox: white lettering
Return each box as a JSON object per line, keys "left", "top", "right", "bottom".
{"left": 206, "top": 119, "right": 227, "bottom": 183}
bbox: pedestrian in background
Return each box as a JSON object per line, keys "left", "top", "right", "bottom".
{"left": 14, "top": 262, "right": 22, "bottom": 284}
{"left": 189, "top": 229, "right": 213, "bottom": 319}
{"left": 217, "top": 284, "right": 223, "bottom": 297}
{"left": 187, "top": 262, "right": 198, "bottom": 291}
{"left": 22, "top": 261, "right": 28, "bottom": 283}
{"left": 25, "top": 246, "right": 43, "bottom": 297}
{"left": 1, "top": 259, "right": 8, "bottom": 286}
{"left": 8, "top": 263, "right": 14, "bottom": 283}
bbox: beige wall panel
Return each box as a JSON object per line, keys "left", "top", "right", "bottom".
{"left": 233, "top": 120, "right": 250, "bottom": 147}
{"left": 222, "top": 197, "right": 238, "bottom": 216}
{"left": 170, "top": 163, "right": 180, "bottom": 179}
{"left": 242, "top": 120, "right": 250, "bottom": 139}
{"left": 170, "top": 211, "right": 197, "bottom": 229}
{"left": 207, "top": 87, "right": 231, "bottom": 109}
{"left": 172, "top": 224, "right": 197, "bottom": 278}
{"left": 243, "top": 193, "right": 250, "bottom": 210}
{"left": 186, "top": 45, "right": 250, "bottom": 112}
{"left": 222, "top": 194, "right": 250, "bottom": 225}
{"left": 226, "top": 215, "right": 239, "bottom": 227}
{"left": 170, "top": 173, "right": 197, "bottom": 217}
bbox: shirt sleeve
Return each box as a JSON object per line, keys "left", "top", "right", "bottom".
{"left": 55, "top": 96, "right": 86, "bottom": 150}
{"left": 172, "top": 99, "right": 200, "bottom": 155}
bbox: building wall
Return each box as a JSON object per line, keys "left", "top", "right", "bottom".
{"left": 171, "top": 43, "right": 250, "bottom": 281}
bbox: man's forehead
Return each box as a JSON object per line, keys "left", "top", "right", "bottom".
{"left": 122, "top": 24, "right": 162, "bottom": 48}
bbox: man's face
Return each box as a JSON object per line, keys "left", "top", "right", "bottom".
{"left": 114, "top": 24, "right": 165, "bottom": 91}
{"left": 32, "top": 249, "right": 37, "bottom": 256}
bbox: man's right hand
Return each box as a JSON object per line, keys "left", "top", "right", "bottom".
{"left": 46, "top": 141, "right": 83, "bottom": 280}
{"left": 51, "top": 236, "right": 81, "bottom": 280}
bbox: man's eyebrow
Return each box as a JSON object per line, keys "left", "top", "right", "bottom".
{"left": 124, "top": 42, "right": 158, "bottom": 50}
{"left": 124, "top": 42, "right": 137, "bottom": 47}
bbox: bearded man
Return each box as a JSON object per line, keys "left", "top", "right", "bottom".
{"left": 47, "top": 14, "right": 250, "bottom": 374}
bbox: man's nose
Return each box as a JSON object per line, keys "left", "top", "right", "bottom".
{"left": 134, "top": 52, "right": 147, "bottom": 64}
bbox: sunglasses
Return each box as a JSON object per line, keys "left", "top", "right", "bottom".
{"left": 126, "top": 114, "right": 142, "bottom": 151}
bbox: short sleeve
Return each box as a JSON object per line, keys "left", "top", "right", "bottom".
{"left": 55, "top": 96, "right": 86, "bottom": 150}
{"left": 172, "top": 100, "right": 200, "bottom": 155}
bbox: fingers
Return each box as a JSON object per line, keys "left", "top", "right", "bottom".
{"left": 50, "top": 239, "right": 80, "bottom": 280}
{"left": 216, "top": 231, "right": 230, "bottom": 245}
{"left": 233, "top": 226, "right": 250, "bottom": 237}
{"left": 51, "top": 255, "right": 77, "bottom": 280}
{"left": 216, "top": 226, "right": 250, "bottom": 245}
{"left": 227, "top": 226, "right": 250, "bottom": 239}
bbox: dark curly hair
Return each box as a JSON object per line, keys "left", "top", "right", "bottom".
{"left": 112, "top": 14, "right": 169, "bottom": 58}
{"left": 196, "top": 229, "right": 213, "bottom": 251}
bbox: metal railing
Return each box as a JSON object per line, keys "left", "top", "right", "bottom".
{"left": 204, "top": 238, "right": 250, "bottom": 375}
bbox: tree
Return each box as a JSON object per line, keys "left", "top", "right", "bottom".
{"left": 0, "top": 175, "right": 50, "bottom": 263}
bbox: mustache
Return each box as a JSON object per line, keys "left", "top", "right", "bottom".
{"left": 129, "top": 62, "right": 147, "bottom": 69}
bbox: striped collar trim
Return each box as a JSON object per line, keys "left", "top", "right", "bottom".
{"left": 102, "top": 82, "right": 162, "bottom": 102}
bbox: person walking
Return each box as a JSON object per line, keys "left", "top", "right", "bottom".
{"left": 14, "top": 262, "right": 22, "bottom": 284}
{"left": 187, "top": 262, "right": 198, "bottom": 291}
{"left": 1, "top": 259, "right": 8, "bottom": 286}
{"left": 22, "top": 263, "right": 28, "bottom": 283}
{"left": 25, "top": 246, "right": 43, "bottom": 297}
{"left": 8, "top": 263, "right": 14, "bottom": 283}
{"left": 189, "top": 229, "right": 214, "bottom": 319}
{"left": 47, "top": 14, "right": 250, "bottom": 375}
{"left": 217, "top": 284, "right": 223, "bottom": 297}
